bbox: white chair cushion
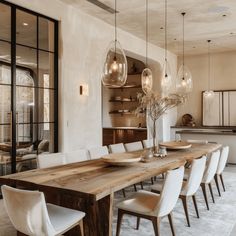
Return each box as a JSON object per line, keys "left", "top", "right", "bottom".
{"left": 65, "top": 149, "right": 89, "bottom": 164}
{"left": 109, "top": 143, "right": 126, "bottom": 153}
{"left": 124, "top": 141, "right": 143, "bottom": 152}
{"left": 37, "top": 153, "right": 66, "bottom": 169}
{"left": 47, "top": 203, "right": 85, "bottom": 235}
{"left": 89, "top": 146, "right": 109, "bottom": 160}
{"left": 117, "top": 190, "right": 160, "bottom": 216}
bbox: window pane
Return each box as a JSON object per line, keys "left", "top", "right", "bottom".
{"left": 39, "top": 17, "right": 54, "bottom": 52}
{"left": 38, "top": 51, "right": 54, "bottom": 88}
{"left": 16, "top": 10, "right": 37, "bottom": 48}
{"left": 16, "top": 45, "right": 37, "bottom": 86}
{"left": 38, "top": 89, "right": 55, "bottom": 123}
{"left": 38, "top": 123, "right": 54, "bottom": 153}
{"left": 0, "top": 63, "right": 11, "bottom": 85}
{"left": 0, "top": 41, "right": 11, "bottom": 67}
{"left": 0, "top": 3, "right": 11, "bottom": 41}
{"left": 16, "top": 86, "right": 35, "bottom": 123}
{"left": 0, "top": 85, "right": 11, "bottom": 125}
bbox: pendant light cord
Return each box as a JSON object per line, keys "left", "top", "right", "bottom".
{"left": 114, "top": 0, "right": 117, "bottom": 56}
{"left": 182, "top": 12, "right": 186, "bottom": 79}
{"left": 207, "top": 40, "right": 211, "bottom": 90}
{"left": 145, "top": 0, "right": 148, "bottom": 67}
{"left": 165, "top": 0, "right": 167, "bottom": 63}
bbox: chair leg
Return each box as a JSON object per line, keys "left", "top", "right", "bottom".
{"left": 136, "top": 217, "right": 140, "bottom": 230}
{"left": 201, "top": 183, "right": 209, "bottom": 210}
{"left": 79, "top": 220, "right": 84, "bottom": 236}
{"left": 168, "top": 212, "right": 176, "bottom": 236}
{"left": 151, "top": 217, "right": 160, "bottom": 236}
{"left": 116, "top": 209, "right": 124, "bottom": 236}
{"left": 220, "top": 174, "right": 226, "bottom": 192}
{"left": 214, "top": 174, "right": 221, "bottom": 196}
{"left": 192, "top": 195, "right": 199, "bottom": 218}
{"left": 208, "top": 183, "right": 215, "bottom": 203}
{"left": 122, "top": 189, "right": 126, "bottom": 198}
{"left": 140, "top": 182, "right": 144, "bottom": 189}
{"left": 180, "top": 196, "right": 190, "bottom": 227}
{"left": 151, "top": 177, "right": 154, "bottom": 185}
{"left": 134, "top": 184, "right": 137, "bottom": 192}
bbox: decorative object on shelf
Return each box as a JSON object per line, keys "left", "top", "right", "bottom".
{"left": 101, "top": 0, "right": 127, "bottom": 87}
{"left": 176, "top": 12, "right": 193, "bottom": 94}
{"left": 135, "top": 92, "right": 186, "bottom": 156}
{"left": 182, "top": 113, "right": 196, "bottom": 127}
{"left": 141, "top": 0, "right": 153, "bottom": 94}
{"left": 204, "top": 40, "right": 215, "bottom": 98}
{"left": 161, "top": 0, "right": 173, "bottom": 96}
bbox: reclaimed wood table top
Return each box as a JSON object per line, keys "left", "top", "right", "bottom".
{"left": 0, "top": 143, "right": 221, "bottom": 202}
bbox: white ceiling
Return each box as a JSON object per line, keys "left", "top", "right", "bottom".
{"left": 60, "top": 0, "right": 236, "bottom": 55}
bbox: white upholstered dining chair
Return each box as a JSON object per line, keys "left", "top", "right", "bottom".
{"left": 1, "top": 185, "right": 85, "bottom": 236}
{"left": 142, "top": 139, "right": 154, "bottom": 148}
{"left": 88, "top": 146, "right": 109, "bottom": 160}
{"left": 109, "top": 143, "right": 126, "bottom": 153}
{"left": 124, "top": 141, "right": 143, "bottom": 152}
{"left": 151, "top": 156, "right": 207, "bottom": 227}
{"left": 116, "top": 166, "right": 184, "bottom": 236}
{"left": 65, "top": 149, "right": 89, "bottom": 163}
{"left": 201, "top": 150, "right": 221, "bottom": 210}
{"left": 214, "top": 146, "right": 229, "bottom": 196}
{"left": 37, "top": 153, "right": 66, "bottom": 169}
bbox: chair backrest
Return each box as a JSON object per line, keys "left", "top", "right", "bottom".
{"left": 37, "top": 152, "right": 66, "bottom": 169}
{"left": 155, "top": 166, "right": 184, "bottom": 217}
{"left": 142, "top": 139, "right": 154, "bottom": 148}
{"left": 202, "top": 150, "right": 221, "bottom": 184}
{"left": 183, "top": 156, "right": 207, "bottom": 196}
{"left": 1, "top": 185, "right": 55, "bottom": 236}
{"left": 217, "top": 146, "right": 229, "bottom": 175}
{"left": 109, "top": 143, "right": 126, "bottom": 153}
{"left": 186, "top": 139, "right": 208, "bottom": 144}
{"left": 65, "top": 149, "right": 89, "bottom": 163}
{"left": 124, "top": 141, "right": 143, "bottom": 152}
{"left": 88, "top": 146, "right": 109, "bottom": 160}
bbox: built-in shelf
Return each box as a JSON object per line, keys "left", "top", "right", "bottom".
{"left": 109, "top": 99, "right": 137, "bottom": 103}
{"left": 108, "top": 85, "right": 141, "bottom": 89}
{"left": 109, "top": 110, "right": 133, "bottom": 115}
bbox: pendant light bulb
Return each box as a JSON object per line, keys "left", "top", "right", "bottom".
{"left": 141, "top": 0, "right": 153, "bottom": 94}
{"left": 102, "top": 0, "right": 127, "bottom": 87}
{"left": 142, "top": 68, "right": 153, "bottom": 94}
{"left": 203, "top": 39, "right": 214, "bottom": 99}
{"left": 176, "top": 12, "right": 193, "bottom": 94}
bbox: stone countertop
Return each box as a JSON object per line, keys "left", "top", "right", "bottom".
{"left": 103, "top": 127, "right": 147, "bottom": 130}
{"left": 176, "top": 129, "right": 236, "bottom": 136}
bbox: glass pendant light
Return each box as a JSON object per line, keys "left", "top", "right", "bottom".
{"left": 176, "top": 12, "right": 193, "bottom": 94}
{"left": 204, "top": 40, "right": 215, "bottom": 98}
{"left": 141, "top": 0, "right": 153, "bottom": 94}
{"left": 161, "top": 0, "right": 173, "bottom": 95}
{"left": 102, "top": 0, "right": 127, "bottom": 87}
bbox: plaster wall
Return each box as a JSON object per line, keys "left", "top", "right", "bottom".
{"left": 177, "top": 51, "right": 236, "bottom": 126}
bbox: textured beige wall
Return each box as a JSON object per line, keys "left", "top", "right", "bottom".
{"left": 177, "top": 51, "right": 236, "bottom": 126}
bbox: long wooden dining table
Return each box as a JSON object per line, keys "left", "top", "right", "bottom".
{"left": 0, "top": 143, "right": 221, "bottom": 236}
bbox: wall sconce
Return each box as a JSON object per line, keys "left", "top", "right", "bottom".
{"left": 80, "top": 84, "right": 89, "bottom": 96}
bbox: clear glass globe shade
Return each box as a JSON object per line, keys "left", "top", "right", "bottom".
{"left": 176, "top": 65, "right": 193, "bottom": 94}
{"left": 102, "top": 40, "right": 128, "bottom": 87}
{"left": 161, "top": 60, "right": 174, "bottom": 95}
{"left": 141, "top": 68, "right": 153, "bottom": 94}
{"left": 203, "top": 90, "right": 215, "bottom": 98}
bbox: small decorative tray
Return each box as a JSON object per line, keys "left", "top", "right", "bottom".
{"left": 159, "top": 141, "right": 192, "bottom": 150}
{"left": 102, "top": 153, "right": 141, "bottom": 166}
